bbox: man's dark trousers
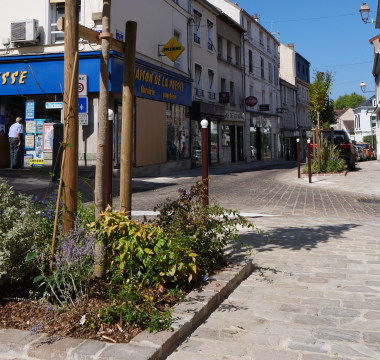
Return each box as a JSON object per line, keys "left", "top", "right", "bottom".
{"left": 9, "top": 138, "right": 21, "bottom": 169}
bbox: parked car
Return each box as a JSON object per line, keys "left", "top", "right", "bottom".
{"left": 370, "top": 146, "right": 377, "bottom": 160}
{"left": 357, "top": 143, "right": 371, "bottom": 160}
{"left": 355, "top": 145, "right": 365, "bottom": 162}
{"left": 353, "top": 146, "right": 360, "bottom": 163}
{"left": 356, "top": 144, "right": 368, "bottom": 161}
{"left": 319, "top": 130, "right": 356, "bottom": 171}
{"left": 251, "top": 145, "right": 257, "bottom": 158}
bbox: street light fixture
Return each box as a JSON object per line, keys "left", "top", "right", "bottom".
{"left": 360, "top": 81, "right": 376, "bottom": 93}
{"left": 360, "top": 3, "right": 373, "bottom": 23}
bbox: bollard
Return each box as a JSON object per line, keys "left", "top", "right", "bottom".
{"left": 201, "top": 119, "right": 209, "bottom": 206}
{"left": 307, "top": 138, "right": 312, "bottom": 184}
{"left": 297, "top": 138, "right": 300, "bottom": 179}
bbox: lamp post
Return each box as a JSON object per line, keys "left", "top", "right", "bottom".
{"left": 105, "top": 108, "right": 114, "bottom": 208}
{"left": 296, "top": 138, "right": 300, "bottom": 178}
{"left": 201, "top": 119, "right": 209, "bottom": 206}
{"left": 360, "top": 82, "right": 376, "bottom": 93}
{"left": 359, "top": 3, "right": 373, "bottom": 24}
{"left": 307, "top": 138, "right": 312, "bottom": 184}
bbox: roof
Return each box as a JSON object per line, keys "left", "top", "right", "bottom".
{"left": 369, "top": 34, "right": 380, "bottom": 43}
{"left": 280, "top": 77, "right": 297, "bottom": 89}
{"left": 357, "top": 95, "right": 376, "bottom": 108}
{"left": 295, "top": 52, "right": 311, "bottom": 65}
{"left": 195, "top": 0, "right": 221, "bottom": 16}
{"left": 334, "top": 109, "right": 346, "bottom": 117}
{"left": 343, "top": 120, "right": 354, "bottom": 133}
{"left": 217, "top": 11, "right": 246, "bottom": 33}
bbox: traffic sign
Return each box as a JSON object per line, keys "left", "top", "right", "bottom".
{"left": 79, "top": 114, "right": 88, "bottom": 125}
{"left": 30, "top": 159, "right": 44, "bottom": 168}
{"left": 78, "top": 97, "right": 88, "bottom": 114}
{"left": 162, "top": 37, "right": 185, "bottom": 62}
{"left": 78, "top": 74, "right": 88, "bottom": 96}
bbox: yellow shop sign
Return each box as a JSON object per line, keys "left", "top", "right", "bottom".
{"left": 162, "top": 38, "right": 185, "bottom": 62}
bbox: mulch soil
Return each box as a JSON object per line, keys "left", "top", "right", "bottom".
{"left": 0, "top": 265, "right": 226, "bottom": 344}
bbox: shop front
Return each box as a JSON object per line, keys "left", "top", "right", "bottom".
{"left": 191, "top": 101, "right": 225, "bottom": 168}
{"left": 250, "top": 114, "right": 276, "bottom": 161}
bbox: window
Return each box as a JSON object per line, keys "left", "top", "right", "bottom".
{"left": 249, "top": 85, "right": 253, "bottom": 96}
{"left": 249, "top": 50, "right": 253, "bottom": 73}
{"left": 276, "top": 94, "right": 278, "bottom": 108}
{"left": 235, "top": 46, "right": 240, "bottom": 66}
{"left": 230, "top": 81, "right": 235, "bottom": 105}
{"left": 207, "top": 20, "right": 214, "bottom": 52}
{"left": 172, "top": 0, "right": 180, "bottom": 4}
{"left": 306, "top": 90, "right": 309, "bottom": 101}
{"left": 302, "top": 64, "right": 305, "bottom": 75}
{"left": 261, "top": 90, "right": 265, "bottom": 104}
{"left": 261, "top": 57, "right": 265, "bottom": 78}
{"left": 217, "top": 36, "right": 223, "bottom": 58}
{"left": 227, "top": 41, "right": 232, "bottom": 62}
{"left": 268, "top": 63, "right": 273, "bottom": 83}
{"left": 50, "top": 2, "right": 82, "bottom": 43}
{"left": 297, "top": 61, "right": 300, "bottom": 73}
{"left": 193, "top": 9, "right": 202, "bottom": 45}
{"left": 241, "top": 16, "right": 245, "bottom": 28}
{"left": 247, "top": 21, "right": 252, "bottom": 37}
{"left": 269, "top": 93, "right": 273, "bottom": 112}
{"left": 283, "top": 86, "right": 287, "bottom": 104}
{"left": 267, "top": 37, "right": 270, "bottom": 52}
{"left": 208, "top": 69, "right": 215, "bottom": 100}
{"left": 173, "top": 30, "right": 182, "bottom": 70}
{"left": 292, "top": 90, "right": 295, "bottom": 106}
{"left": 302, "top": 88, "right": 304, "bottom": 99}
{"left": 222, "top": 125, "right": 231, "bottom": 146}
{"left": 166, "top": 104, "right": 189, "bottom": 161}
{"left": 274, "top": 67, "right": 279, "bottom": 85}
{"left": 195, "top": 64, "right": 203, "bottom": 97}
{"left": 259, "top": 31, "right": 263, "bottom": 45}
{"left": 274, "top": 43, "right": 277, "bottom": 58}
{"left": 221, "top": 78, "right": 226, "bottom": 92}
{"left": 355, "top": 114, "right": 361, "bottom": 129}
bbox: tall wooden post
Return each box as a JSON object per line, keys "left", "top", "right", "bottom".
{"left": 330, "top": 126, "right": 334, "bottom": 150}
{"left": 95, "top": 0, "right": 111, "bottom": 219}
{"left": 120, "top": 21, "right": 137, "bottom": 216}
{"left": 105, "top": 110, "right": 113, "bottom": 207}
{"left": 201, "top": 119, "right": 209, "bottom": 206}
{"left": 297, "top": 138, "right": 300, "bottom": 178}
{"left": 62, "top": 0, "right": 79, "bottom": 233}
{"left": 317, "top": 110, "right": 321, "bottom": 171}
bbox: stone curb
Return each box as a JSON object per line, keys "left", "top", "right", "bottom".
{"left": 0, "top": 259, "right": 252, "bottom": 360}
{"left": 300, "top": 173, "right": 345, "bottom": 177}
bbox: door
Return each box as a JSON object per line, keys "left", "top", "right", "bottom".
{"left": 237, "top": 126, "right": 244, "bottom": 161}
{"left": 230, "top": 126, "right": 236, "bottom": 162}
{"left": 256, "top": 127, "right": 262, "bottom": 160}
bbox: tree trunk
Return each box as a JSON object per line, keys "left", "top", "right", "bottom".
{"left": 94, "top": 0, "right": 111, "bottom": 278}
{"left": 62, "top": 0, "right": 79, "bottom": 234}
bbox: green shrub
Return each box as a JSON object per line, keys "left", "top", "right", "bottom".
{"left": 326, "top": 156, "right": 346, "bottom": 173}
{"left": 0, "top": 178, "right": 34, "bottom": 285}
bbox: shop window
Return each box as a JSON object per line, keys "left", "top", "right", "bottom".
{"left": 230, "top": 81, "right": 235, "bottom": 106}
{"left": 210, "top": 121, "right": 219, "bottom": 164}
{"left": 249, "top": 50, "right": 253, "bottom": 73}
{"left": 207, "top": 20, "right": 214, "bottom": 52}
{"left": 261, "top": 57, "right": 264, "bottom": 78}
{"left": 173, "top": 30, "right": 183, "bottom": 70}
{"left": 222, "top": 125, "right": 230, "bottom": 146}
{"left": 208, "top": 69, "right": 215, "bottom": 100}
{"left": 50, "top": 1, "right": 82, "bottom": 44}
{"left": 195, "top": 64, "right": 203, "bottom": 97}
{"left": 235, "top": 46, "right": 240, "bottom": 66}
{"left": 193, "top": 9, "right": 202, "bottom": 45}
{"left": 166, "top": 104, "right": 190, "bottom": 161}
{"left": 262, "top": 127, "right": 272, "bottom": 159}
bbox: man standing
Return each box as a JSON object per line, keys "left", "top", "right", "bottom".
{"left": 9, "top": 117, "right": 23, "bottom": 169}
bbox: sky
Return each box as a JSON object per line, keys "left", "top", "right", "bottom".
{"left": 237, "top": 0, "right": 379, "bottom": 101}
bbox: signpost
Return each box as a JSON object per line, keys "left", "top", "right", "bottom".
{"left": 78, "top": 97, "right": 88, "bottom": 113}
{"left": 78, "top": 74, "right": 88, "bottom": 96}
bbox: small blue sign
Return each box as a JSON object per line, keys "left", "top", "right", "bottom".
{"left": 116, "top": 29, "right": 124, "bottom": 41}
{"left": 78, "top": 97, "right": 88, "bottom": 114}
{"left": 25, "top": 101, "right": 35, "bottom": 120}
{"left": 46, "top": 102, "right": 63, "bottom": 109}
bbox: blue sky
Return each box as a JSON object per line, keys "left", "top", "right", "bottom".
{"left": 238, "top": 0, "right": 379, "bottom": 100}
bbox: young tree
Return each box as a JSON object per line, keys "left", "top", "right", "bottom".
{"left": 309, "top": 70, "right": 335, "bottom": 170}
{"left": 334, "top": 92, "right": 366, "bottom": 110}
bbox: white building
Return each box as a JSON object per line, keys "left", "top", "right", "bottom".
{"left": 353, "top": 95, "right": 377, "bottom": 146}
{"left": 206, "top": 0, "right": 281, "bottom": 161}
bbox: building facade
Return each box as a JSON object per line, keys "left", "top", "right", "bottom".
{"left": 353, "top": 95, "right": 377, "bottom": 146}
{"left": 370, "top": 32, "right": 380, "bottom": 159}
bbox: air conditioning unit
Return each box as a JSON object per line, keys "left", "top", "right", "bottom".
{"left": 10, "top": 19, "right": 39, "bottom": 44}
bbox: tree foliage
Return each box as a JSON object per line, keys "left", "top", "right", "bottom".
{"left": 334, "top": 93, "right": 366, "bottom": 110}
{"left": 309, "top": 71, "right": 335, "bottom": 127}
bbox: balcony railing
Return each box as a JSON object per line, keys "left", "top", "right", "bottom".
{"left": 195, "top": 88, "right": 204, "bottom": 97}
{"left": 208, "top": 92, "right": 215, "bottom": 100}
{"left": 207, "top": 41, "right": 213, "bottom": 51}
{"left": 194, "top": 34, "right": 200, "bottom": 44}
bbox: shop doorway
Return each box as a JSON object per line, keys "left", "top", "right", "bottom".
{"left": 237, "top": 126, "right": 244, "bottom": 161}
{"left": 230, "top": 126, "right": 236, "bottom": 163}
{"left": 256, "top": 127, "right": 262, "bottom": 161}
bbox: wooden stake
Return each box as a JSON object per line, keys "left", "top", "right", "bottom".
{"left": 120, "top": 21, "right": 137, "bottom": 217}
{"left": 50, "top": 51, "right": 79, "bottom": 275}
{"left": 62, "top": 0, "right": 79, "bottom": 234}
{"left": 317, "top": 111, "right": 321, "bottom": 172}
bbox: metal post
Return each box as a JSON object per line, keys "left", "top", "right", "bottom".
{"left": 62, "top": 0, "right": 79, "bottom": 233}
{"left": 105, "top": 109, "right": 114, "bottom": 208}
{"left": 296, "top": 138, "right": 300, "bottom": 178}
{"left": 120, "top": 21, "right": 137, "bottom": 217}
{"left": 317, "top": 111, "right": 321, "bottom": 171}
{"left": 307, "top": 138, "right": 312, "bottom": 184}
{"left": 312, "top": 128, "right": 316, "bottom": 161}
{"left": 201, "top": 119, "right": 209, "bottom": 206}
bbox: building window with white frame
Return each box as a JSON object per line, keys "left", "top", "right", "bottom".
{"left": 195, "top": 64, "right": 203, "bottom": 97}
{"left": 261, "top": 57, "right": 264, "bottom": 78}
{"left": 173, "top": 30, "right": 183, "bottom": 70}
{"left": 208, "top": 69, "right": 215, "bottom": 100}
{"left": 247, "top": 21, "right": 252, "bottom": 37}
{"left": 267, "top": 37, "right": 271, "bottom": 52}
{"left": 268, "top": 63, "right": 273, "bottom": 83}
{"left": 217, "top": 36, "right": 223, "bottom": 58}
{"left": 235, "top": 46, "right": 240, "bottom": 66}
{"left": 259, "top": 31, "right": 263, "bottom": 46}
{"left": 283, "top": 87, "right": 287, "bottom": 104}
{"left": 227, "top": 41, "right": 232, "bottom": 62}
{"left": 207, "top": 20, "right": 214, "bottom": 52}
{"left": 193, "top": 9, "right": 202, "bottom": 45}
{"left": 269, "top": 93, "right": 273, "bottom": 112}
{"left": 262, "top": 90, "right": 265, "bottom": 104}
{"left": 249, "top": 50, "right": 253, "bottom": 73}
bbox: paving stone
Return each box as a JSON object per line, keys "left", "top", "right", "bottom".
{"left": 302, "top": 355, "right": 351, "bottom": 360}
{"left": 315, "top": 273, "right": 346, "bottom": 279}
{"left": 288, "top": 337, "right": 328, "bottom": 353}
{"left": 363, "top": 332, "right": 380, "bottom": 344}
{"left": 70, "top": 340, "right": 106, "bottom": 360}
{"left": 364, "top": 311, "right": 380, "bottom": 320}
{"left": 346, "top": 286, "right": 380, "bottom": 293}
{"left": 366, "top": 281, "right": 380, "bottom": 287}
{"left": 314, "top": 328, "right": 360, "bottom": 343}
{"left": 201, "top": 341, "right": 247, "bottom": 358}
{"left": 288, "top": 290, "right": 325, "bottom": 298}
{"left": 28, "top": 337, "right": 83, "bottom": 360}
{"left": 176, "top": 339, "right": 203, "bottom": 353}
{"left": 280, "top": 304, "right": 318, "bottom": 315}
{"left": 302, "top": 298, "right": 340, "bottom": 307}
{"left": 331, "top": 343, "right": 380, "bottom": 359}
{"left": 340, "top": 319, "right": 380, "bottom": 331}
{"left": 249, "top": 348, "right": 299, "bottom": 360}
{"left": 294, "top": 315, "right": 336, "bottom": 327}
{"left": 320, "top": 307, "right": 360, "bottom": 318}
{"left": 98, "top": 344, "right": 159, "bottom": 360}
{"left": 267, "top": 323, "right": 313, "bottom": 336}
{"left": 234, "top": 333, "right": 280, "bottom": 346}
{"left": 0, "top": 329, "right": 44, "bottom": 355}
{"left": 343, "top": 301, "right": 380, "bottom": 311}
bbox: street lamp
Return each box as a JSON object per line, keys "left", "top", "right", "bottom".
{"left": 360, "top": 81, "right": 376, "bottom": 93}
{"left": 359, "top": 3, "right": 373, "bottom": 24}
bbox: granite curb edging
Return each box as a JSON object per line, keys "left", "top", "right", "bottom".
{"left": 0, "top": 259, "right": 252, "bottom": 360}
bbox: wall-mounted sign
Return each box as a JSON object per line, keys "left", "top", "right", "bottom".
{"left": 46, "top": 102, "right": 63, "bottom": 109}
{"left": 78, "top": 74, "right": 88, "bottom": 96}
{"left": 26, "top": 120, "right": 35, "bottom": 134}
{"left": 162, "top": 37, "right": 185, "bottom": 62}
{"left": 43, "top": 123, "right": 54, "bottom": 152}
{"left": 78, "top": 97, "right": 88, "bottom": 113}
{"left": 24, "top": 134, "right": 35, "bottom": 150}
{"left": 225, "top": 111, "right": 245, "bottom": 121}
{"left": 219, "top": 92, "right": 230, "bottom": 104}
{"left": 35, "top": 119, "right": 46, "bottom": 134}
{"left": 24, "top": 154, "right": 33, "bottom": 168}
{"left": 30, "top": 159, "right": 44, "bottom": 168}
{"left": 25, "top": 100, "right": 35, "bottom": 120}
{"left": 245, "top": 96, "right": 257, "bottom": 107}
{"left": 35, "top": 135, "right": 44, "bottom": 159}
{"left": 276, "top": 107, "right": 289, "bottom": 114}
{"left": 259, "top": 104, "right": 270, "bottom": 112}
{"left": 79, "top": 113, "right": 88, "bottom": 125}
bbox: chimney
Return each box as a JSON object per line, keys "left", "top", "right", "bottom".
{"left": 254, "top": 13, "right": 258, "bottom": 22}
{"left": 288, "top": 43, "right": 294, "bottom": 48}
